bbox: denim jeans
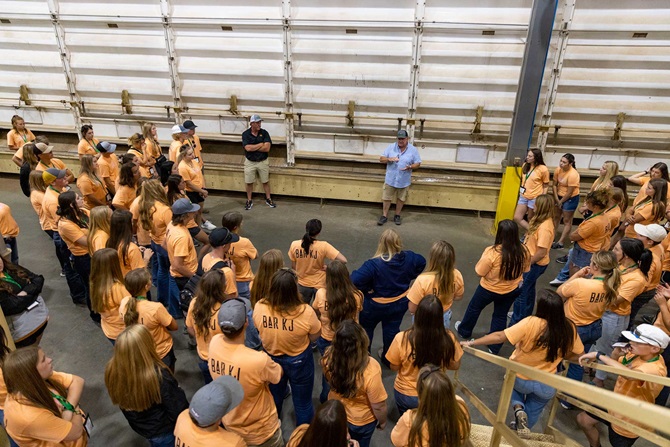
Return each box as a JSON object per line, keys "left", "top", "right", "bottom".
{"left": 511, "top": 377, "right": 556, "bottom": 429}
{"left": 3, "top": 237, "right": 18, "bottom": 264}
{"left": 566, "top": 319, "right": 602, "bottom": 383}
{"left": 394, "top": 388, "right": 419, "bottom": 417}
{"left": 555, "top": 243, "right": 593, "bottom": 282}
{"left": 298, "top": 285, "right": 317, "bottom": 304}
{"left": 510, "top": 264, "right": 548, "bottom": 326}
{"left": 443, "top": 308, "right": 453, "bottom": 329}
{"left": 594, "top": 311, "right": 629, "bottom": 381}
{"left": 71, "top": 254, "right": 91, "bottom": 308}
{"left": 161, "top": 347, "right": 176, "bottom": 372}
{"left": 51, "top": 231, "right": 87, "bottom": 304}
{"left": 148, "top": 432, "right": 175, "bottom": 447}
{"left": 359, "top": 297, "right": 409, "bottom": 366}
{"left": 152, "top": 242, "right": 181, "bottom": 318}
{"left": 0, "top": 408, "right": 19, "bottom": 447}
{"left": 198, "top": 358, "right": 213, "bottom": 384}
{"left": 348, "top": 420, "right": 377, "bottom": 447}
{"left": 269, "top": 346, "right": 315, "bottom": 426}
{"left": 457, "top": 285, "right": 521, "bottom": 354}
{"left": 237, "top": 280, "right": 251, "bottom": 300}
{"left": 245, "top": 307, "right": 262, "bottom": 350}
{"left": 316, "top": 336, "right": 332, "bottom": 403}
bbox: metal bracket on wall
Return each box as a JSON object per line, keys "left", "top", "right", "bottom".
{"left": 346, "top": 101, "right": 355, "bottom": 127}
{"left": 471, "top": 106, "right": 483, "bottom": 137}
{"left": 121, "top": 90, "right": 132, "bottom": 114}
{"left": 612, "top": 112, "right": 625, "bottom": 142}
{"left": 229, "top": 95, "right": 238, "bottom": 115}
{"left": 19, "top": 85, "right": 31, "bottom": 106}
{"left": 160, "top": 0, "right": 183, "bottom": 124}
{"left": 282, "top": 0, "right": 296, "bottom": 166}
{"left": 406, "top": 0, "right": 426, "bottom": 140}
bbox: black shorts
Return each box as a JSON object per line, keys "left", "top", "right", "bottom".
{"left": 185, "top": 190, "right": 204, "bottom": 204}
{"left": 586, "top": 410, "right": 638, "bottom": 447}
{"left": 188, "top": 226, "right": 201, "bottom": 238}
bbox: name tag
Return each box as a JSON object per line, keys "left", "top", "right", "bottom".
{"left": 105, "top": 193, "right": 113, "bottom": 202}
{"left": 84, "top": 414, "right": 94, "bottom": 437}
{"left": 194, "top": 157, "right": 200, "bottom": 164}
{"left": 519, "top": 186, "right": 526, "bottom": 194}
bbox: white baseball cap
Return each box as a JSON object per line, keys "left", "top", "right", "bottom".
{"left": 634, "top": 223, "right": 667, "bottom": 243}
{"left": 622, "top": 324, "right": 670, "bottom": 349}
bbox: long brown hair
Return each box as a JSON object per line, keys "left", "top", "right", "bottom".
{"left": 138, "top": 179, "right": 169, "bottom": 233}
{"left": 403, "top": 295, "right": 457, "bottom": 369}
{"left": 107, "top": 209, "right": 134, "bottom": 268}
{"left": 534, "top": 290, "right": 577, "bottom": 362}
{"left": 105, "top": 325, "right": 166, "bottom": 411}
{"left": 87, "top": 206, "right": 112, "bottom": 255}
{"left": 0, "top": 255, "right": 30, "bottom": 294}
{"left": 4, "top": 347, "right": 69, "bottom": 418}
{"left": 424, "top": 241, "right": 456, "bottom": 304}
{"left": 90, "top": 248, "right": 125, "bottom": 313}
{"left": 408, "top": 365, "right": 471, "bottom": 447}
{"left": 494, "top": 220, "right": 528, "bottom": 281}
{"left": 250, "top": 249, "right": 284, "bottom": 307}
{"left": 297, "top": 400, "right": 349, "bottom": 447}
{"left": 28, "top": 169, "right": 47, "bottom": 193}
{"left": 325, "top": 261, "right": 360, "bottom": 332}
{"left": 123, "top": 269, "right": 152, "bottom": 326}
{"left": 322, "top": 320, "right": 369, "bottom": 398}
{"left": 590, "top": 251, "right": 621, "bottom": 307}
{"left": 527, "top": 194, "right": 555, "bottom": 236}
{"left": 192, "top": 270, "right": 226, "bottom": 339}
{"left": 262, "top": 269, "right": 305, "bottom": 316}
{"left": 647, "top": 178, "right": 668, "bottom": 222}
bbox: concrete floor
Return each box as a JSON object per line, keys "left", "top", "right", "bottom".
{"left": 0, "top": 176, "right": 651, "bottom": 447}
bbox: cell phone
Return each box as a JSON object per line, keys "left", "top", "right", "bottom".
{"left": 612, "top": 342, "right": 629, "bottom": 348}
{"left": 26, "top": 301, "right": 39, "bottom": 311}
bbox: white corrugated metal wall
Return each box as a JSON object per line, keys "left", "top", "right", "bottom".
{"left": 0, "top": 0, "right": 668, "bottom": 170}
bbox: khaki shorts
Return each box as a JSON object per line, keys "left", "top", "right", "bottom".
{"left": 383, "top": 183, "right": 409, "bottom": 202}
{"left": 249, "top": 427, "right": 284, "bottom": 447}
{"left": 244, "top": 158, "right": 270, "bottom": 184}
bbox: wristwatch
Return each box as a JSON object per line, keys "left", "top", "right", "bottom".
{"left": 595, "top": 351, "right": 605, "bottom": 361}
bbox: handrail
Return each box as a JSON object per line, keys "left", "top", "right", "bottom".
{"left": 456, "top": 346, "right": 670, "bottom": 447}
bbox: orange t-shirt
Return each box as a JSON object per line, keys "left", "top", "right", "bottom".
{"left": 0, "top": 203, "right": 19, "bottom": 238}
{"left": 632, "top": 178, "right": 670, "bottom": 206}
{"left": 144, "top": 138, "right": 162, "bottom": 159}
{"left": 112, "top": 185, "right": 136, "bottom": 210}
{"left": 187, "top": 135, "right": 204, "bottom": 168}
{"left": 476, "top": 246, "right": 530, "bottom": 294}
{"left": 168, "top": 140, "right": 182, "bottom": 163}
{"left": 524, "top": 219, "right": 554, "bottom": 266}
{"left": 166, "top": 223, "right": 197, "bottom": 278}
{"left": 553, "top": 166, "right": 580, "bottom": 199}
{"left": 57, "top": 218, "right": 89, "bottom": 257}
{"left": 118, "top": 242, "right": 147, "bottom": 278}
{"left": 185, "top": 297, "right": 223, "bottom": 360}
{"left": 208, "top": 335, "right": 283, "bottom": 445}
{"left": 36, "top": 158, "right": 67, "bottom": 172}
{"left": 178, "top": 160, "right": 204, "bottom": 191}
{"left": 609, "top": 355, "right": 666, "bottom": 438}
{"left": 625, "top": 199, "right": 660, "bottom": 238}
{"left": 201, "top": 254, "right": 239, "bottom": 297}
{"left": 521, "top": 164, "right": 550, "bottom": 200}
{"left": 76, "top": 173, "right": 108, "bottom": 210}
{"left": 312, "top": 288, "right": 363, "bottom": 341}
{"left": 603, "top": 205, "right": 622, "bottom": 250}
{"left": 42, "top": 187, "right": 60, "bottom": 231}
{"left": 391, "top": 396, "right": 470, "bottom": 447}
{"left": 4, "top": 371, "right": 87, "bottom": 447}
{"left": 77, "top": 138, "right": 99, "bottom": 156}
{"left": 88, "top": 230, "right": 109, "bottom": 255}
{"left": 386, "top": 329, "right": 462, "bottom": 396}
{"left": 119, "top": 297, "right": 174, "bottom": 358}
{"left": 654, "top": 298, "right": 670, "bottom": 336}
{"left": 130, "top": 197, "right": 151, "bottom": 246}
{"left": 97, "top": 154, "right": 119, "bottom": 185}
{"left": 610, "top": 267, "right": 647, "bottom": 316}
{"left": 504, "top": 316, "right": 583, "bottom": 380}
{"left": 174, "top": 409, "right": 246, "bottom": 447}
{"left": 288, "top": 240, "right": 341, "bottom": 288}
{"left": 327, "top": 357, "right": 388, "bottom": 426}
{"left": 576, "top": 212, "right": 610, "bottom": 253}
{"left": 662, "top": 231, "right": 670, "bottom": 272}
{"left": 287, "top": 424, "right": 309, "bottom": 447}
{"left": 645, "top": 244, "right": 664, "bottom": 292}
{"left": 7, "top": 129, "right": 35, "bottom": 151}
{"left": 149, "top": 202, "right": 172, "bottom": 245}
{"left": 0, "top": 367, "right": 6, "bottom": 411}
{"left": 100, "top": 282, "right": 129, "bottom": 340}
{"left": 226, "top": 237, "right": 258, "bottom": 282}
{"left": 407, "top": 271, "right": 464, "bottom": 312}
{"left": 253, "top": 301, "right": 321, "bottom": 356}
{"left": 559, "top": 278, "right": 609, "bottom": 326}
{"left": 30, "top": 190, "right": 47, "bottom": 231}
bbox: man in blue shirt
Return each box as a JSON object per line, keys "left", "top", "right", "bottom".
{"left": 378, "top": 130, "right": 421, "bottom": 225}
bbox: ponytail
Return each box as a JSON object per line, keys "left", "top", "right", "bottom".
{"left": 123, "top": 269, "right": 152, "bottom": 326}
{"left": 124, "top": 297, "right": 140, "bottom": 326}
{"left": 639, "top": 249, "right": 653, "bottom": 278}
{"left": 301, "top": 219, "right": 322, "bottom": 254}
{"left": 591, "top": 251, "right": 621, "bottom": 307}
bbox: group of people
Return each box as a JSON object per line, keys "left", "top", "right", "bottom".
{"left": 0, "top": 115, "right": 669, "bottom": 447}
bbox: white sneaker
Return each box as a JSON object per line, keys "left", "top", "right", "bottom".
{"left": 201, "top": 220, "right": 216, "bottom": 231}
{"left": 549, "top": 278, "right": 565, "bottom": 286}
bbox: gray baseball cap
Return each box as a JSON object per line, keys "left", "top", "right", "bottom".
{"left": 397, "top": 130, "right": 408, "bottom": 138}
{"left": 189, "top": 376, "right": 244, "bottom": 427}
{"left": 96, "top": 141, "right": 117, "bottom": 153}
{"left": 217, "top": 299, "right": 247, "bottom": 332}
{"left": 250, "top": 114, "right": 262, "bottom": 123}
{"left": 171, "top": 198, "right": 200, "bottom": 215}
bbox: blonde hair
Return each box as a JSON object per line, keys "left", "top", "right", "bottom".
{"left": 592, "top": 161, "right": 619, "bottom": 191}
{"left": 90, "top": 248, "right": 125, "bottom": 313}
{"left": 527, "top": 194, "right": 555, "bottom": 236}
{"left": 373, "top": 229, "right": 403, "bottom": 261}
{"left": 79, "top": 154, "right": 98, "bottom": 180}
{"left": 250, "top": 249, "right": 285, "bottom": 306}
{"left": 87, "top": 206, "right": 112, "bottom": 255}
{"left": 29, "top": 170, "right": 47, "bottom": 193}
{"left": 138, "top": 180, "right": 169, "bottom": 233}
{"left": 425, "top": 241, "right": 456, "bottom": 305}
{"left": 590, "top": 251, "right": 621, "bottom": 307}
{"left": 176, "top": 144, "right": 191, "bottom": 166}
{"left": 10, "top": 115, "right": 24, "bottom": 131}
{"left": 127, "top": 132, "right": 143, "bottom": 148}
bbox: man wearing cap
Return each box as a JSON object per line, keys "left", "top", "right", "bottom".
{"left": 165, "top": 198, "right": 200, "bottom": 316}
{"left": 33, "top": 142, "right": 75, "bottom": 183}
{"left": 242, "top": 114, "right": 276, "bottom": 210}
{"left": 183, "top": 120, "right": 204, "bottom": 169}
{"left": 378, "top": 129, "right": 421, "bottom": 226}
{"left": 577, "top": 324, "right": 669, "bottom": 447}
{"left": 41, "top": 168, "right": 88, "bottom": 307}
{"left": 169, "top": 124, "right": 189, "bottom": 163}
{"left": 95, "top": 141, "right": 119, "bottom": 196}
{"left": 208, "top": 299, "right": 283, "bottom": 447}
{"left": 173, "top": 375, "right": 246, "bottom": 446}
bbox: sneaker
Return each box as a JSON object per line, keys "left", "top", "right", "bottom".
{"left": 549, "top": 278, "right": 565, "bottom": 286}
{"left": 556, "top": 255, "right": 568, "bottom": 264}
{"left": 244, "top": 200, "right": 253, "bottom": 210}
{"left": 560, "top": 401, "right": 572, "bottom": 410}
{"left": 265, "top": 198, "right": 277, "bottom": 208}
{"left": 377, "top": 215, "right": 388, "bottom": 226}
{"left": 201, "top": 220, "right": 217, "bottom": 231}
{"left": 454, "top": 321, "right": 467, "bottom": 338}
{"left": 551, "top": 242, "right": 564, "bottom": 249}
{"left": 394, "top": 215, "right": 401, "bottom": 225}
{"left": 514, "top": 409, "right": 530, "bottom": 435}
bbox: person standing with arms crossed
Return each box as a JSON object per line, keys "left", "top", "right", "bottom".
{"left": 242, "top": 114, "right": 276, "bottom": 210}
{"left": 378, "top": 129, "right": 421, "bottom": 226}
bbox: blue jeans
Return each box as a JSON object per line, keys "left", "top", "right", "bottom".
{"left": 359, "top": 297, "right": 409, "bottom": 366}
{"left": 71, "top": 254, "right": 91, "bottom": 308}
{"left": 394, "top": 389, "right": 419, "bottom": 417}
{"left": 3, "top": 237, "right": 18, "bottom": 264}
{"left": 51, "top": 231, "right": 87, "bottom": 304}
{"left": 316, "top": 336, "right": 332, "bottom": 403}
{"left": 511, "top": 377, "right": 556, "bottom": 429}
{"left": 443, "top": 308, "right": 453, "bottom": 329}
{"left": 555, "top": 243, "right": 593, "bottom": 282}
{"left": 457, "top": 285, "right": 521, "bottom": 354}
{"left": 152, "top": 242, "right": 181, "bottom": 318}
{"left": 566, "top": 319, "right": 602, "bottom": 383}
{"left": 348, "top": 420, "right": 377, "bottom": 447}
{"left": 148, "top": 432, "right": 175, "bottom": 447}
{"left": 510, "top": 264, "right": 548, "bottom": 326}
{"left": 198, "top": 358, "right": 213, "bottom": 384}
{"left": 244, "top": 307, "right": 262, "bottom": 350}
{"left": 269, "top": 346, "right": 315, "bottom": 426}
{"left": 237, "top": 280, "right": 251, "bottom": 300}
{"left": 0, "top": 408, "right": 19, "bottom": 447}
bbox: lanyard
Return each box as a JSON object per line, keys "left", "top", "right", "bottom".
{"left": 635, "top": 198, "right": 652, "bottom": 210}
{"left": 50, "top": 392, "right": 76, "bottom": 412}
{"left": 522, "top": 166, "right": 536, "bottom": 187}
{"left": 136, "top": 295, "right": 147, "bottom": 301}
{"left": 48, "top": 185, "right": 61, "bottom": 195}
{"left": 622, "top": 354, "right": 660, "bottom": 366}
{"left": 584, "top": 210, "right": 604, "bottom": 221}
{"left": 0, "top": 273, "right": 21, "bottom": 289}
{"left": 86, "top": 139, "right": 98, "bottom": 153}
{"left": 620, "top": 263, "right": 638, "bottom": 275}
{"left": 606, "top": 204, "right": 618, "bottom": 213}
{"left": 40, "top": 161, "right": 53, "bottom": 169}
{"left": 593, "top": 276, "right": 605, "bottom": 281}
{"left": 20, "top": 132, "right": 28, "bottom": 143}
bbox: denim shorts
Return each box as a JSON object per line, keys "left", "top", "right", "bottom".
{"left": 517, "top": 195, "right": 537, "bottom": 210}
{"left": 570, "top": 242, "right": 594, "bottom": 269}
{"left": 559, "top": 194, "right": 580, "bottom": 212}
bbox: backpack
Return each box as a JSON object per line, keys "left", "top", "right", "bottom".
{"left": 179, "top": 260, "right": 228, "bottom": 314}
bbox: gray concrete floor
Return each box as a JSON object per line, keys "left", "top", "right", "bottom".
{"left": 0, "top": 176, "right": 650, "bottom": 447}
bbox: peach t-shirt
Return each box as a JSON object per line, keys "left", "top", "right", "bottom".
{"left": 30, "top": 190, "right": 47, "bottom": 231}
{"left": 42, "top": 187, "right": 60, "bottom": 231}
{"left": 253, "top": 301, "right": 321, "bottom": 356}
{"left": 625, "top": 199, "right": 659, "bottom": 238}
{"left": 77, "top": 138, "right": 99, "bottom": 156}
{"left": 57, "top": 218, "right": 89, "bottom": 256}
{"left": 226, "top": 237, "right": 258, "bottom": 282}
{"left": 166, "top": 223, "right": 197, "bottom": 278}
{"left": 100, "top": 282, "right": 129, "bottom": 340}
{"left": 7, "top": 129, "right": 35, "bottom": 151}
{"left": 287, "top": 424, "right": 309, "bottom": 447}
{"left": 168, "top": 140, "right": 182, "bottom": 163}
{"left": 476, "top": 246, "right": 530, "bottom": 294}
{"left": 553, "top": 166, "right": 580, "bottom": 199}
{"left": 187, "top": 135, "right": 204, "bottom": 167}
{"left": 654, "top": 298, "right": 670, "bottom": 336}
{"left": 288, "top": 239, "right": 341, "bottom": 288}
{"left": 645, "top": 244, "right": 664, "bottom": 292}
{"left": 312, "top": 288, "right": 363, "bottom": 341}
{"left": 610, "top": 267, "right": 647, "bottom": 316}
{"left": 327, "top": 357, "right": 388, "bottom": 426}
{"left": 603, "top": 205, "right": 622, "bottom": 250}
{"left": 97, "top": 154, "right": 119, "bottom": 184}
{"left": 201, "top": 254, "right": 239, "bottom": 297}
{"left": 391, "top": 396, "right": 470, "bottom": 447}
{"left": 112, "top": 185, "right": 136, "bottom": 210}
{"left": 36, "top": 158, "right": 67, "bottom": 172}
{"left": 559, "top": 278, "right": 609, "bottom": 326}
{"left": 76, "top": 173, "right": 108, "bottom": 210}
{"left": 174, "top": 409, "right": 246, "bottom": 447}
{"left": 208, "top": 335, "right": 283, "bottom": 445}
{"left": 632, "top": 178, "right": 670, "bottom": 206}
{"left": 0, "top": 204, "right": 19, "bottom": 238}
{"left": 576, "top": 213, "right": 610, "bottom": 253}
{"left": 118, "top": 243, "right": 146, "bottom": 277}
{"left": 119, "top": 297, "right": 174, "bottom": 358}
{"left": 524, "top": 219, "right": 554, "bottom": 266}
{"left": 149, "top": 202, "right": 172, "bottom": 245}
{"left": 504, "top": 316, "right": 583, "bottom": 380}
{"left": 145, "top": 138, "right": 162, "bottom": 159}
{"left": 88, "top": 230, "right": 109, "bottom": 255}
{"left": 130, "top": 197, "right": 151, "bottom": 246}
{"left": 178, "top": 160, "right": 204, "bottom": 191}
{"left": 185, "top": 297, "right": 223, "bottom": 360}
{"left": 521, "top": 164, "right": 549, "bottom": 200}
{"left": 386, "top": 329, "right": 462, "bottom": 396}
{"left": 407, "top": 271, "right": 464, "bottom": 312}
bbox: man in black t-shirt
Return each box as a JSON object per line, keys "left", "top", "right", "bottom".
{"left": 241, "top": 114, "right": 276, "bottom": 210}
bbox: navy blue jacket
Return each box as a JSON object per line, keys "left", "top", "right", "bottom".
{"left": 351, "top": 251, "right": 426, "bottom": 300}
